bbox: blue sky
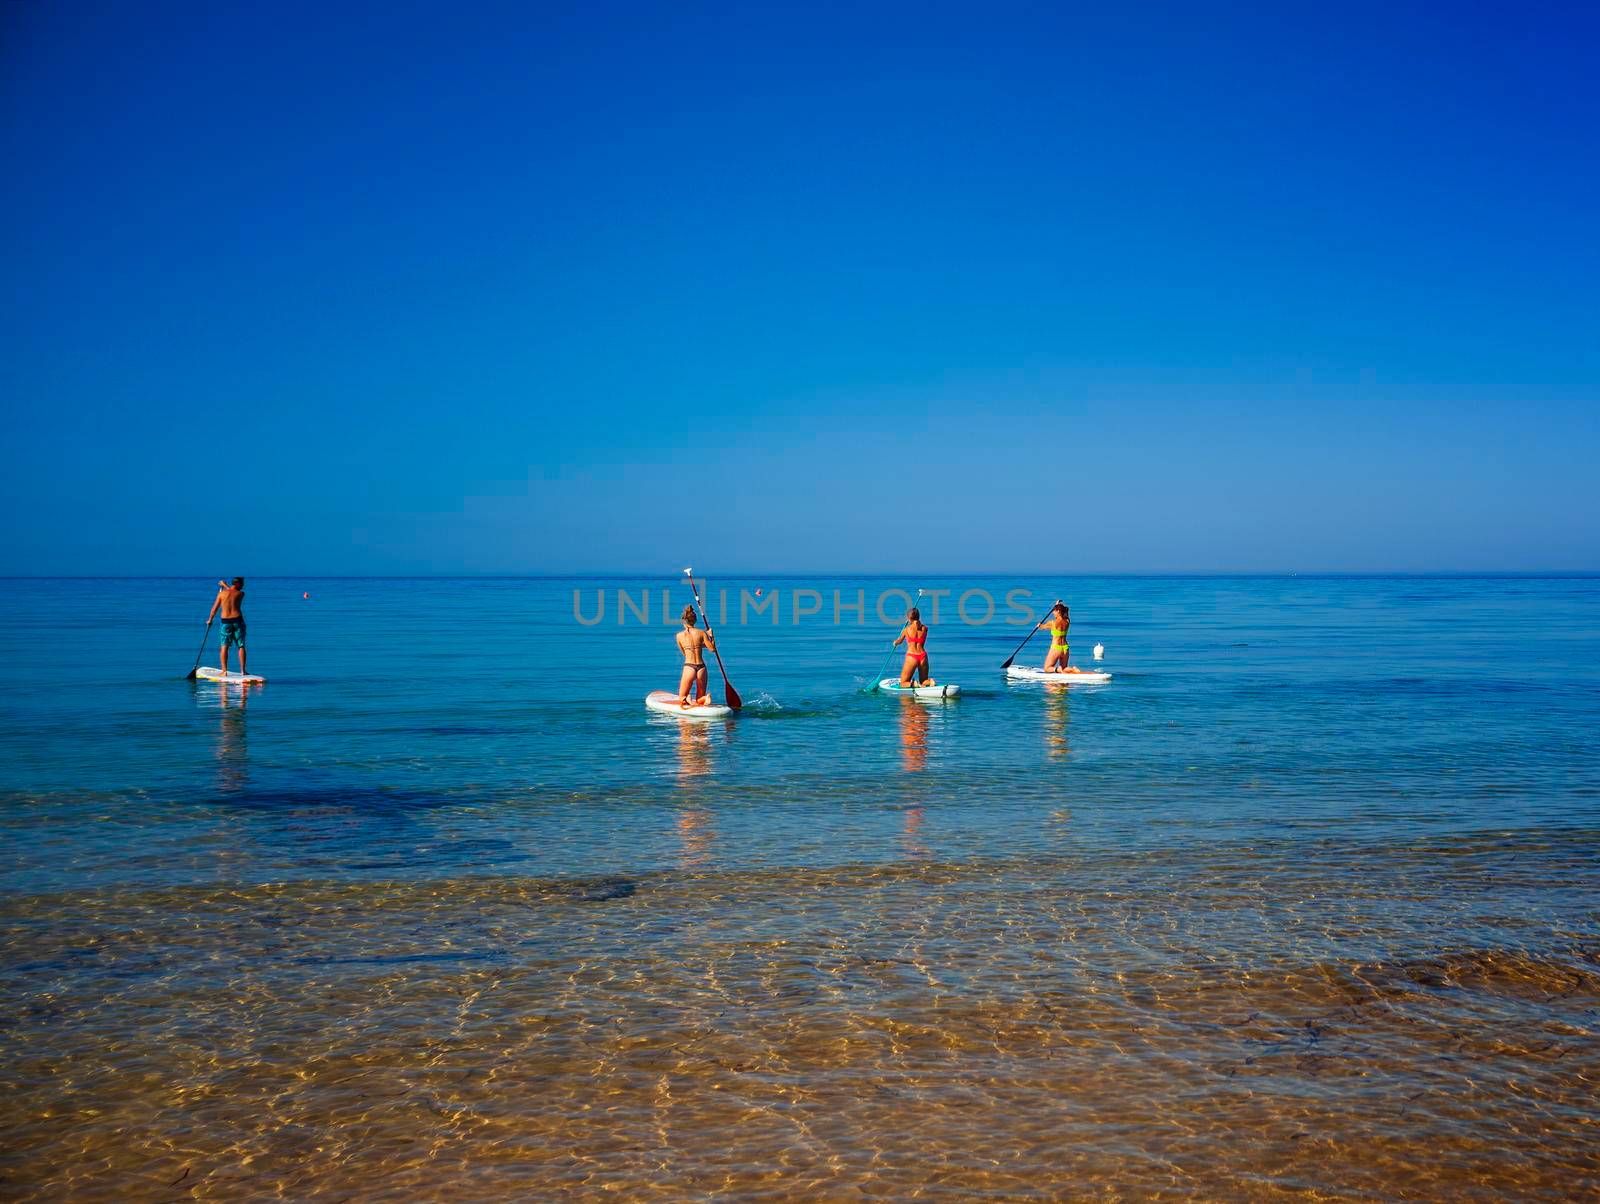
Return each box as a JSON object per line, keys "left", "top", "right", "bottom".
{"left": 3, "top": 0, "right": 1596, "bottom": 574}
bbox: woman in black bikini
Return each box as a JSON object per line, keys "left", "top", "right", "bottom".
{"left": 676, "top": 606, "right": 718, "bottom": 706}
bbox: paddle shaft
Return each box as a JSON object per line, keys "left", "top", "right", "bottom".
{"left": 1000, "top": 598, "right": 1062, "bottom": 669}
{"left": 186, "top": 616, "right": 215, "bottom": 679}
{"left": 862, "top": 641, "right": 900, "bottom": 693}
{"left": 687, "top": 577, "right": 741, "bottom": 709}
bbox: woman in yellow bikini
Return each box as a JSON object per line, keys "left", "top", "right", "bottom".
{"left": 1039, "top": 602, "right": 1071, "bottom": 673}
{"left": 894, "top": 607, "right": 936, "bottom": 687}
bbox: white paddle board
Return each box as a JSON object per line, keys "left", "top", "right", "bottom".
{"left": 1005, "top": 665, "right": 1111, "bottom": 684}
{"left": 878, "top": 679, "right": 960, "bottom": 699}
{"left": 195, "top": 667, "right": 266, "bottom": 684}
{"left": 645, "top": 690, "right": 734, "bottom": 720}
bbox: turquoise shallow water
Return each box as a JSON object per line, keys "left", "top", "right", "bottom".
{"left": 2, "top": 575, "right": 1597, "bottom": 891}
{"left": 2, "top": 575, "right": 1599, "bottom": 1198}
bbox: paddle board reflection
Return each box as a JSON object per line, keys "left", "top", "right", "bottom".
{"left": 898, "top": 694, "right": 929, "bottom": 772}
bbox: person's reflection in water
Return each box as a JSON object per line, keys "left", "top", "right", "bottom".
{"left": 676, "top": 722, "right": 712, "bottom": 781}
{"left": 895, "top": 698, "right": 932, "bottom": 853}
{"left": 674, "top": 723, "right": 717, "bottom": 867}
{"left": 676, "top": 806, "right": 716, "bottom": 869}
{"left": 215, "top": 683, "right": 250, "bottom": 794}
{"left": 898, "top": 694, "right": 929, "bottom": 773}
{"left": 900, "top": 803, "right": 929, "bottom": 859}
{"left": 1044, "top": 685, "right": 1071, "bottom": 760}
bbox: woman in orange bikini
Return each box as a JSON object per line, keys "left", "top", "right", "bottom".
{"left": 1039, "top": 602, "right": 1071, "bottom": 672}
{"left": 894, "top": 607, "right": 936, "bottom": 687}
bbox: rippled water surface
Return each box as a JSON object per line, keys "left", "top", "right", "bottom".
{"left": 2, "top": 576, "right": 1598, "bottom": 1199}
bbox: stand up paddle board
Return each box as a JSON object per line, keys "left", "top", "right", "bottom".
{"left": 878, "top": 679, "right": 960, "bottom": 699}
{"left": 1005, "top": 665, "right": 1111, "bottom": 684}
{"left": 195, "top": 667, "right": 266, "bottom": 684}
{"left": 645, "top": 691, "right": 734, "bottom": 720}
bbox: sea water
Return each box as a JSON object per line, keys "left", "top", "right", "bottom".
{"left": 1, "top": 576, "right": 1597, "bottom": 1198}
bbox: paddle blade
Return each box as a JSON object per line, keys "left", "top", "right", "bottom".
{"left": 706, "top": 640, "right": 740, "bottom": 709}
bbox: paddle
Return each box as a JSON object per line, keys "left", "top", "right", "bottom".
{"left": 684, "top": 569, "right": 741, "bottom": 710}
{"left": 1000, "top": 598, "right": 1062, "bottom": 669}
{"left": 861, "top": 642, "right": 900, "bottom": 694}
{"left": 185, "top": 617, "right": 214, "bottom": 680}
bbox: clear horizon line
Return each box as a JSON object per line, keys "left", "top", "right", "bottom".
{"left": 3, "top": 570, "right": 1598, "bottom": 580}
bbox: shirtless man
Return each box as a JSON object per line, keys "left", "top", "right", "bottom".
{"left": 206, "top": 577, "right": 248, "bottom": 678}
{"left": 676, "top": 605, "right": 718, "bottom": 706}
